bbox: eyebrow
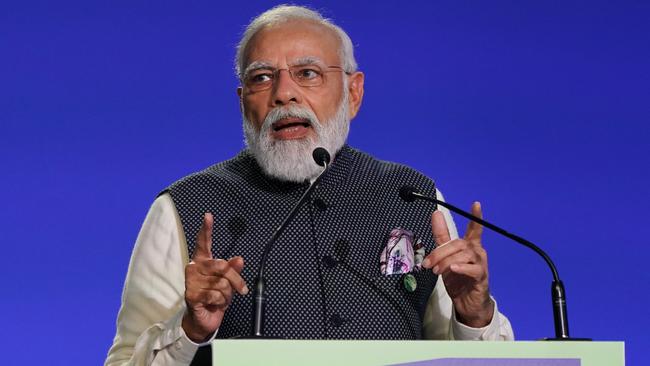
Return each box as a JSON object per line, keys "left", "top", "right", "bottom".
{"left": 243, "top": 60, "right": 274, "bottom": 75}
{"left": 291, "top": 56, "right": 325, "bottom": 66}
{"left": 243, "top": 56, "right": 327, "bottom": 75}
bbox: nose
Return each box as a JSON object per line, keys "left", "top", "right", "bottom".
{"left": 270, "top": 69, "right": 301, "bottom": 107}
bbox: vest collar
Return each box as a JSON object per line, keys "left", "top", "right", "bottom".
{"left": 241, "top": 144, "right": 355, "bottom": 192}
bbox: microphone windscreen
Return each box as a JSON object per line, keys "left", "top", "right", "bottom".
{"left": 312, "top": 147, "right": 330, "bottom": 167}
{"left": 399, "top": 185, "right": 418, "bottom": 202}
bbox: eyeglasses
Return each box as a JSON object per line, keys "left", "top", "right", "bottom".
{"left": 241, "top": 64, "right": 349, "bottom": 92}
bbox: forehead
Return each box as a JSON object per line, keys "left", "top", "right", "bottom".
{"left": 243, "top": 20, "right": 341, "bottom": 67}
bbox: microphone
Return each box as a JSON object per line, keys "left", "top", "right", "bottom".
{"left": 313, "top": 147, "right": 330, "bottom": 167}
{"left": 251, "top": 147, "right": 331, "bottom": 338}
{"left": 399, "top": 185, "right": 588, "bottom": 341}
{"left": 398, "top": 185, "right": 419, "bottom": 203}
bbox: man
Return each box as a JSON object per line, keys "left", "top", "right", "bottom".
{"left": 106, "top": 5, "right": 514, "bottom": 365}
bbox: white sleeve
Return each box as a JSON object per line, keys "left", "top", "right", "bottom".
{"left": 105, "top": 194, "right": 216, "bottom": 366}
{"left": 422, "top": 189, "right": 515, "bottom": 341}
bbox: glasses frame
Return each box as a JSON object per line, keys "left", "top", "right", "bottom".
{"left": 241, "top": 64, "right": 351, "bottom": 92}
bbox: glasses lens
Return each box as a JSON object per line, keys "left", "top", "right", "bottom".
{"left": 290, "top": 65, "right": 324, "bottom": 87}
{"left": 243, "top": 65, "right": 328, "bottom": 91}
{"left": 245, "top": 70, "right": 273, "bottom": 91}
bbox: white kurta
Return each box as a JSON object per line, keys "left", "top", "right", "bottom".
{"left": 105, "top": 191, "right": 514, "bottom": 366}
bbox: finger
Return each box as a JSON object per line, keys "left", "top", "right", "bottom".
{"left": 448, "top": 263, "right": 486, "bottom": 281}
{"left": 464, "top": 202, "right": 484, "bottom": 241}
{"left": 422, "top": 239, "right": 466, "bottom": 269}
{"left": 193, "top": 213, "right": 214, "bottom": 260}
{"left": 200, "top": 277, "right": 233, "bottom": 300}
{"left": 227, "top": 256, "right": 245, "bottom": 274}
{"left": 201, "top": 259, "right": 249, "bottom": 295}
{"left": 187, "top": 276, "right": 235, "bottom": 308}
{"left": 185, "top": 288, "right": 202, "bottom": 305}
{"left": 431, "top": 210, "right": 451, "bottom": 246}
{"left": 185, "top": 287, "right": 226, "bottom": 307}
{"left": 195, "top": 274, "right": 229, "bottom": 290}
{"left": 201, "top": 290, "right": 227, "bottom": 307}
{"left": 431, "top": 248, "right": 476, "bottom": 275}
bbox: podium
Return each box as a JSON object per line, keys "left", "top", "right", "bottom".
{"left": 212, "top": 340, "right": 624, "bottom": 365}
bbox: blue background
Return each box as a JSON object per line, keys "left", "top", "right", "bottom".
{"left": 1, "top": 1, "right": 648, "bottom": 364}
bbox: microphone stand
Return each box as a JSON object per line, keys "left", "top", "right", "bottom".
{"left": 400, "top": 186, "right": 589, "bottom": 340}
{"left": 250, "top": 148, "right": 331, "bottom": 338}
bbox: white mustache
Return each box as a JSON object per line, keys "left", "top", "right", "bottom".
{"left": 261, "top": 105, "right": 322, "bottom": 134}
{"left": 242, "top": 87, "right": 350, "bottom": 183}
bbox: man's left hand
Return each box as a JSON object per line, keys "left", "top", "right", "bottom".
{"left": 422, "top": 202, "right": 494, "bottom": 328}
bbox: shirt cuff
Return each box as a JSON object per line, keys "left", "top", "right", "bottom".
{"left": 450, "top": 297, "right": 507, "bottom": 340}
{"left": 154, "top": 308, "right": 219, "bottom": 362}
{"left": 180, "top": 323, "right": 219, "bottom": 348}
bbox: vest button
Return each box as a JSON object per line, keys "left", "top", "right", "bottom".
{"left": 322, "top": 255, "right": 337, "bottom": 269}
{"left": 330, "top": 313, "right": 344, "bottom": 327}
{"left": 313, "top": 198, "right": 328, "bottom": 211}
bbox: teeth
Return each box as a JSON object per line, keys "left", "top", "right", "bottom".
{"left": 274, "top": 122, "right": 309, "bottom": 131}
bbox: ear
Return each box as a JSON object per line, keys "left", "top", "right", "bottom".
{"left": 237, "top": 86, "right": 243, "bottom": 113}
{"left": 346, "top": 71, "right": 365, "bottom": 120}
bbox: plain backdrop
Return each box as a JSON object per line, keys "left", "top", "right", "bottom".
{"left": 1, "top": 1, "right": 648, "bottom": 364}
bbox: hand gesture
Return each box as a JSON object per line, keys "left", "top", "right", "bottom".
{"left": 422, "top": 202, "right": 494, "bottom": 327}
{"left": 182, "top": 213, "right": 249, "bottom": 342}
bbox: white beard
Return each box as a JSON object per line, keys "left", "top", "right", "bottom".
{"left": 243, "top": 90, "right": 350, "bottom": 183}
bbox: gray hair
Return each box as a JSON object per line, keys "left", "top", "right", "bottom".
{"left": 235, "top": 5, "right": 358, "bottom": 78}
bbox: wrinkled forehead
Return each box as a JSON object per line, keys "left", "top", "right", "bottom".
{"left": 242, "top": 20, "right": 342, "bottom": 71}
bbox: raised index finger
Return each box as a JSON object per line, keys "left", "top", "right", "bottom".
{"left": 464, "top": 201, "right": 484, "bottom": 241}
{"left": 193, "top": 212, "right": 214, "bottom": 260}
{"left": 431, "top": 210, "right": 451, "bottom": 246}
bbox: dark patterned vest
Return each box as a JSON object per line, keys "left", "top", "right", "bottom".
{"left": 163, "top": 145, "right": 439, "bottom": 362}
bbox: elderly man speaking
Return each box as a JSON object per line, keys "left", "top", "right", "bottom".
{"left": 106, "top": 5, "right": 514, "bottom": 365}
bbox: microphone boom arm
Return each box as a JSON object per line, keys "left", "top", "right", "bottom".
{"left": 252, "top": 148, "right": 331, "bottom": 338}
{"left": 411, "top": 191, "right": 560, "bottom": 281}
{"left": 403, "top": 187, "right": 581, "bottom": 340}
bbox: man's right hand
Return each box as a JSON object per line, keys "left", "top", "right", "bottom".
{"left": 182, "top": 213, "right": 249, "bottom": 343}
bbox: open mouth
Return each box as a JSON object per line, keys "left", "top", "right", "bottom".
{"left": 272, "top": 117, "right": 311, "bottom": 131}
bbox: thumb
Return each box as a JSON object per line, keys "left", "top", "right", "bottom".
{"left": 228, "top": 256, "right": 245, "bottom": 273}
{"left": 193, "top": 212, "right": 214, "bottom": 259}
{"left": 431, "top": 210, "right": 451, "bottom": 246}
